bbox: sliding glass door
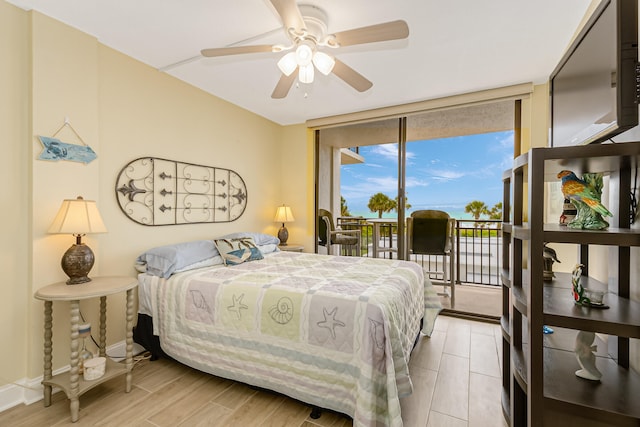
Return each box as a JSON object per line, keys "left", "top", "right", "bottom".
{"left": 316, "top": 100, "right": 516, "bottom": 262}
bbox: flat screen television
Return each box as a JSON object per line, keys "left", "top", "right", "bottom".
{"left": 550, "top": 0, "right": 638, "bottom": 147}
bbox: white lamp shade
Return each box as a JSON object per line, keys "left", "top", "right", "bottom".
{"left": 48, "top": 197, "right": 107, "bottom": 235}
{"left": 277, "top": 52, "right": 298, "bottom": 76}
{"left": 298, "top": 63, "right": 315, "bottom": 84}
{"left": 313, "top": 51, "right": 335, "bottom": 75}
{"left": 274, "top": 205, "right": 295, "bottom": 223}
{"left": 295, "top": 43, "right": 313, "bottom": 66}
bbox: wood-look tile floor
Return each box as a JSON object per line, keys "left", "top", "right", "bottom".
{"left": 0, "top": 315, "right": 507, "bottom": 427}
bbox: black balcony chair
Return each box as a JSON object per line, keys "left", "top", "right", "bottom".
{"left": 406, "top": 210, "right": 455, "bottom": 304}
{"left": 318, "top": 209, "right": 361, "bottom": 256}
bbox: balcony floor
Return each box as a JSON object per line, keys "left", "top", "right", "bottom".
{"left": 433, "top": 281, "right": 501, "bottom": 321}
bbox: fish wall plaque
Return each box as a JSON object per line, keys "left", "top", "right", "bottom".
{"left": 37, "top": 119, "right": 97, "bottom": 164}
{"left": 38, "top": 136, "right": 98, "bottom": 164}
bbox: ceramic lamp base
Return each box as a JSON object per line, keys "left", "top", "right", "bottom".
{"left": 278, "top": 225, "right": 289, "bottom": 245}
{"left": 61, "top": 243, "right": 95, "bottom": 285}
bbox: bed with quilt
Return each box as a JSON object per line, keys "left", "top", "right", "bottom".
{"left": 133, "top": 232, "right": 442, "bottom": 427}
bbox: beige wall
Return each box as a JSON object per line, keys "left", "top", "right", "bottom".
{"left": 0, "top": 0, "right": 30, "bottom": 392}
{"left": 1, "top": 2, "right": 309, "bottom": 394}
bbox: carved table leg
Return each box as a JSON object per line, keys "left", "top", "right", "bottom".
{"left": 99, "top": 296, "right": 107, "bottom": 357}
{"left": 43, "top": 301, "right": 53, "bottom": 407}
{"left": 69, "top": 300, "right": 80, "bottom": 422}
{"left": 125, "top": 288, "right": 134, "bottom": 392}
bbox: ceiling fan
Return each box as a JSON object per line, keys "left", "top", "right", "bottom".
{"left": 200, "top": 0, "right": 409, "bottom": 99}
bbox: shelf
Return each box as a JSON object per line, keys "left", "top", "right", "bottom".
{"left": 543, "top": 279, "right": 640, "bottom": 338}
{"left": 507, "top": 342, "right": 640, "bottom": 420}
{"left": 501, "top": 316, "right": 510, "bottom": 339}
{"left": 543, "top": 224, "right": 640, "bottom": 246}
{"left": 504, "top": 141, "right": 640, "bottom": 426}
{"left": 500, "top": 268, "right": 511, "bottom": 288}
{"left": 514, "top": 143, "right": 640, "bottom": 181}
{"left": 501, "top": 389, "right": 511, "bottom": 425}
{"left": 511, "top": 225, "right": 530, "bottom": 240}
{"left": 510, "top": 272, "right": 640, "bottom": 338}
{"left": 512, "top": 284, "right": 527, "bottom": 316}
{"left": 543, "top": 347, "right": 640, "bottom": 420}
{"left": 510, "top": 224, "right": 640, "bottom": 246}
{"left": 42, "top": 358, "right": 129, "bottom": 398}
{"left": 512, "top": 346, "right": 528, "bottom": 391}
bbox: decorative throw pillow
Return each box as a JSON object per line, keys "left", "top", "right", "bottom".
{"left": 213, "top": 237, "right": 264, "bottom": 266}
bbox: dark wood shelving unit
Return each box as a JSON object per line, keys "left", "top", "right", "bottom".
{"left": 501, "top": 142, "right": 640, "bottom": 426}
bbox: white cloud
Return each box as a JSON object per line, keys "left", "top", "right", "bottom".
{"left": 498, "top": 131, "right": 515, "bottom": 148}
{"left": 370, "top": 144, "right": 397, "bottom": 160}
{"left": 365, "top": 163, "right": 384, "bottom": 169}
{"left": 428, "top": 169, "right": 465, "bottom": 182}
{"left": 369, "top": 143, "right": 416, "bottom": 161}
{"left": 406, "top": 176, "right": 429, "bottom": 188}
{"left": 341, "top": 175, "right": 398, "bottom": 200}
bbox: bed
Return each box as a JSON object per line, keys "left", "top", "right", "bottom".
{"left": 133, "top": 232, "right": 442, "bottom": 427}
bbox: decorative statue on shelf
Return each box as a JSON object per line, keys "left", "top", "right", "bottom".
{"left": 571, "top": 263, "right": 589, "bottom": 305}
{"left": 557, "top": 170, "right": 612, "bottom": 230}
{"left": 543, "top": 244, "right": 560, "bottom": 281}
{"left": 575, "top": 330, "right": 602, "bottom": 381}
{"left": 559, "top": 197, "right": 577, "bottom": 225}
{"left": 571, "top": 264, "right": 603, "bottom": 381}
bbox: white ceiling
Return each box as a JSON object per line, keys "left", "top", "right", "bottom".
{"left": 8, "top": 0, "right": 592, "bottom": 126}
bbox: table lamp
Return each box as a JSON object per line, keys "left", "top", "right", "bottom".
{"left": 48, "top": 196, "right": 107, "bottom": 284}
{"left": 274, "top": 205, "right": 295, "bottom": 245}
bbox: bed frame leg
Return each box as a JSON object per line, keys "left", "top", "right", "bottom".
{"left": 310, "top": 406, "right": 322, "bottom": 419}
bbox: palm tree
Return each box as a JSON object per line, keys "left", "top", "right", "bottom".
{"left": 340, "top": 196, "right": 351, "bottom": 217}
{"left": 488, "top": 202, "right": 502, "bottom": 220}
{"left": 393, "top": 195, "right": 411, "bottom": 212}
{"left": 368, "top": 193, "right": 395, "bottom": 218}
{"left": 465, "top": 200, "right": 489, "bottom": 233}
{"left": 465, "top": 200, "right": 488, "bottom": 220}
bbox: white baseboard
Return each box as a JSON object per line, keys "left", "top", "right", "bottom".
{"left": 0, "top": 341, "right": 146, "bottom": 413}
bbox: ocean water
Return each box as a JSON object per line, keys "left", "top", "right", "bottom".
{"left": 346, "top": 208, "right": 475, "bottom": 220}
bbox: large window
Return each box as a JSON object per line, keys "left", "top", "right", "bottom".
{"left": 316, "top": 100, "right": 516, "bottom": 261}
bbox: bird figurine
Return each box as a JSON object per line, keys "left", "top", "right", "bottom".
{"left": 543, "top": 244, "right": 560, "bottom": 264}
{"left": 543, "top": 243, "right": 560, "bottom": 281}
{"left": 557, "top": 170, "right": 612, "bottom": 217}
{"left": 574, "top": 330, "right": 602, "bottom": 381}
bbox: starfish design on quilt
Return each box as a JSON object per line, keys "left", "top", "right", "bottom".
{"left": 317, "top": 306, "right": 346, "bottom": 339}
{"left": 227, "top": 293, "right": 248, "bottom": 320}
{"left": 189, "top": 290, "right": 211, "bottom": 313}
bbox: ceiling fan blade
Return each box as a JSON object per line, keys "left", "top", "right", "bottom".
{"left": 201, "top": 45, "right": 274, "bottom": 57}
{"left": 270, "top": 0, "right": 305, "bottom": 35}
{"left": 330, "top": 20, "right": 409, "bottom": 47}
{"left": 271, "top": 72, "right": 297, "bottom": 99}
{"left": 332, "top": 59, "right": 373, "bottom": 92}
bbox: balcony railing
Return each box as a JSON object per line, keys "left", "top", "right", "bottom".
{"left": 336, "top": 216, "right": 502, "bottom": 286}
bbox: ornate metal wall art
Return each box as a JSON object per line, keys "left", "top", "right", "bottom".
{"left": 115, "top": 157, "right": 247, "bottom": 225}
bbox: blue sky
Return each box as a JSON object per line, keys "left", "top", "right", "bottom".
{"left": 340, "top": 130, "right": 514, "bottom": 219}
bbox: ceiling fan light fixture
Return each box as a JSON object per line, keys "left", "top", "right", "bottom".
{"left": 295, "top": 43, "right": 313, "bottom": 66}
{"left": 277, "top": 52, "right": 298, "bottom": 76}
{"left": 312, "top": 51, "right": 335, "bottom": 75}
{"left": 299, "top": 63, "right": 315, "bottom": 84}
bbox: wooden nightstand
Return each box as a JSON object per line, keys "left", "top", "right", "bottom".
{"left": 278, "top": 243, "right": 304, "bottom": 252}
{"left": 34, "top": 276, "right": 138, "bottom": 422}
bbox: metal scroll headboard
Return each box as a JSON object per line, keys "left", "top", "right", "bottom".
{"left": 115, "top": 157, "right": 247, "bottom": 226}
